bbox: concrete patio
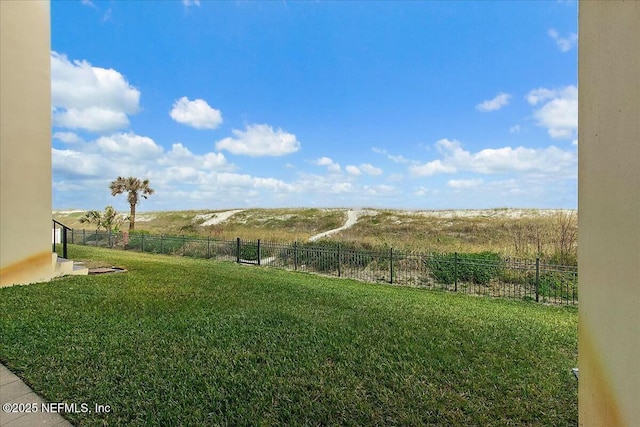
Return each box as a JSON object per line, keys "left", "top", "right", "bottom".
{"left": 1, "top": 364, "right": 71, "bottom": 427}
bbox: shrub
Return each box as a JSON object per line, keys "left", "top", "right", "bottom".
{"left": 298, "top": 244, "right": 339, "bottom": 272}
{"left": 213, "top": 240, "right": 239, "bottom": 259}
{"left": 548, "top": 251, "right": 578, "bottom": 267}
{"left": 239, "top": 242, "right": 259, "bottom": 261}
{"left": 126, "top": 233, "right": 185, "bottom": 254}
{"left": 426, "top": 252, "right": 504, "bottom": 285}
{"left": 80, "top": 231, "right": 116, "bottom": 247}
{"left": 535, "top": 272, "right": 578, "bottom": 302}
{"left": 426, "top": 253, "right": 456, "bottom": 284}
{"left": 278, "top": 241, "right": 377, "bottom": 273}
{"left": 182, "top": 240, "right": 209, "bottom": 258}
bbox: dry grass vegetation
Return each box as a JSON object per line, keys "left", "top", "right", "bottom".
{"left": 334, "top": 209, "right": 577, "bottom": 262}
{"left": 54, "top": 208, "right": 347, "bottom": 242}
{"left": 54, "top": 208, "right": 577, "bottom": 263}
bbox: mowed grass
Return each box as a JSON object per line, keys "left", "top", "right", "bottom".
{"left": 0, "top": 246, "right": 577, "bottom": 426}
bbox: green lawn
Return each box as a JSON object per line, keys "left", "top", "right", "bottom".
{"left": 0, "top": 245, "right": 577, "bottom": 426}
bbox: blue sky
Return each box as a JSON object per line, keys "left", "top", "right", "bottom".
{"left": 51, "top": 0, "right": 578, "bottom": 212}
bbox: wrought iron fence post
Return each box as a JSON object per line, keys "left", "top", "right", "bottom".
{"left": 62, "top": 226, "right": 68, "bottom": 259}
{"left": 535, "top": 258, "right": 540, "bottom": 302}
{"left": 454, "top": 252, "right": 458, "bottom": 292}
{"left": 390, "top": 248, "right": 394, "bottom": 284}
{"left": 49, "top": 229, "right": 577, "bottom": 305}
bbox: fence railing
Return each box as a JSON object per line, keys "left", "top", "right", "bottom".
{"left": 68, "top": 229, "right": 578, "bottom": 305}
{"left": 52, "top": 219, "right": 71, "bottom": 259}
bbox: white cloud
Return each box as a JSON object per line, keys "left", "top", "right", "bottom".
{"left": 409, "top": 159, "right": 456, "bottom": 176}
{"left": 448, "top": 178, "right": 484, "bottom": 189}
{"left": 342, "top": 163, "right": 383, "bottom": 176}
{"left": 160, "top": 166, "right": 201, "bottom": 183}
{"left": 327, "top": 164, "right": 341, "bottom": 173}
{"left": 52, "top": 149, "right": 109, "bottom": 177}
{"left": 548, "top": 28, "right": 578, "bottom": 52}
{"left": 372, "top": 147, "right": 410, "bottom": 164}
{"left": 527, "top": 85, "right": 577, "bottom": 139}
{"left": 159, "top": 143, "right": 229, "bottom": 170}
{"left": 51, "top": 132, "right": 291, "bottom": 209}
{"left": 410, "top": 138, "right": 576, "bottom": 178}
{"left": 216, "top": 124, "right": 300, "bottom": 156}
{"left": 214, "top": 173, "right": 294, "bottom": 192}
{"left": 53, "top": 132, "right": 83, "bottom": 144}
{"left": 182, "top": 0, "right": 200, "bottom": 6}
{"left": 51, "top": 132, "right": 385, "bottom": 209}
{"left": 363, "top": 184, "right": 395, "bottom": 196}
{"left": 51, "top": 133, "right": 577, "bottom": 209}
{"left": 360, "top": 163, "right": 383, "bottom": 176}
{"left": 52, "top": 132, "right": 231, "bottom": 186}
{"left": 53, "top": 107, "right": 130, "bottom": 133}
{"left": 475, "top": 92, "right": 511, "bottom": 112}
{"left": 414, "top": 187, "right": 429, "bottom": 197}
{"left": 346, "top": 165, "right": 361, "bottom": 175}
{"left": 314, "top": 157, "right": 341, "bottom": 172}
{"left": 51, "top": 51, "right": 140, "bottom": 133}
{"left": 95, "top": 133, "right": 163, "bottom": 159}
{"left": 509, "top": 125, "right": 521, "bottom": 134}
{"left": 51, "top": 132, "right": 576, "bottom": 209}
{"left": 331, "top": 182, "right": 355, "bottom": 194}
{"left": 169, "top": 97, "right": 222, "bottom": 129}
{"left": 292, "top": 172, "right": 395, "bottom": 205}
{"left": 388, "top": 173, "right": 404, "bottom": 183}
{"left": 526, "top": 88, "right": 557, "bottom": 105}
{"left": 315, "top": 157, "right": 334, "bottom": 166}
{"left": 474, "top": 147, "right": 538, "bottom": 173}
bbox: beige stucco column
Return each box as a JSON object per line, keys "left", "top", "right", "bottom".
{"left": 0, "top": 1, "right": 54, "bottom": 286}
{"left": 578, "top": 2, "right": 640, "bottom": 426}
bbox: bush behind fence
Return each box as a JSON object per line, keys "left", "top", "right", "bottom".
{"left": 67, "top": 229, "right": 578, "bottom": 305}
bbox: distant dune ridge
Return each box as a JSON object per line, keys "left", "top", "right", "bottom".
{"left": 53, "top": 207, "right": 577, "bottom": 259}
{"left": 198, "top": 210, "right": 244, "bottom": 226}
{"left": 309, "top": 209, "right": 363, "bottom": 241}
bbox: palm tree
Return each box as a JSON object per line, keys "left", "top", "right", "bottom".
{"left": 109, "top": 176, "right": 154, "bottom": 232}
{"left": 79, "top": 206, "right": 125, "bottom": 233}
{"left": 79, "top": 210, "right": 105, "bottom": 231}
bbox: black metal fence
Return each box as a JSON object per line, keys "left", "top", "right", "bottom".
{"left": 52, "top": 219, "right": 71, "bottom": 259}
{"left": 68, "top": 229, "right": 578, "bottom": 305}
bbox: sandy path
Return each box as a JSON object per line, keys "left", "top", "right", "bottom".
{"left": 200, "top": 210, "right": 243, "bottom": 226}
{"left": 308, "top": 209, "right": 361, "bottom": 242}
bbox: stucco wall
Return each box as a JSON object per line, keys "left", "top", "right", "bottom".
{"left": 578, "top": 2, "right": 640, "bottom": 426}
{"left": 0, "top": 1, "right": 54, "bottom": 286}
